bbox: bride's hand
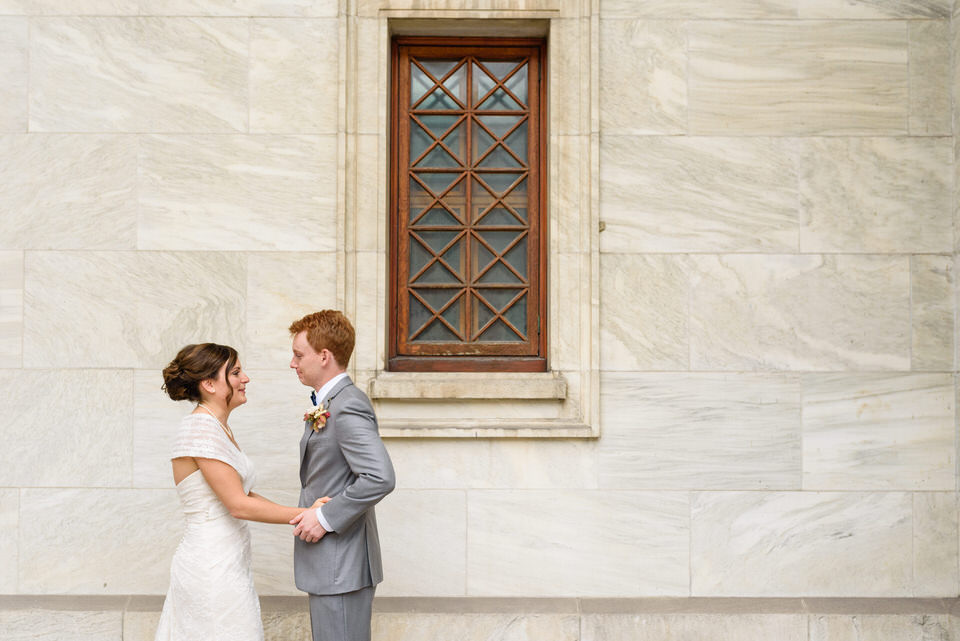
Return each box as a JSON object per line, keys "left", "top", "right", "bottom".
{"left": 311, "top": 496, "right": 331, "bottom": 508}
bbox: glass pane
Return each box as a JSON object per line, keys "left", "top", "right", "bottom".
{"left": 419, "top": 114, "right": 460, "bottom": 136}
{"left": 416, "top": 144, "right": 459, "bottom": 168}
{"left": 472, "top": 123, "right": 496, "bottom": 165}
{"left": 419, "top": 207, "right": 460, "bottom": 226}
{"left": 442, "top": 237, "right": 464, "bottom": 279}
{"left": 477, "top": 207, "right": 522, "bottom": 226}
{"left": 441, "top": 122, "right": 466, "bottom": 165}
{"left": 482, "top": 60, "right": 521, "bottom": 82}
{"left": 473, "top": 239, "right": 495, "bottom": 272}
{"left": 478, "top": 88, "right": 522, "bottom": 111}
{"left": 472, "top": 63, "right": 496, "bottom": 108}
{"left": 478, "top": 144, "right": 522, "bottom": 169}
{"left": 479, "top": 172, "right": 523, "bottom": 196}
{"left": 471, "top": 176, "right": 496, "bottom": 224}
{"left": 421, "top": 60, "right": 456, "bottom": 81}
{"left": 415, "top": 172, "right": 459, "bottom": 196}
{"left": 503, "top": 292, "right": 527, "bottom": 333}
{"left": 477, "top": 288, "right": 518, "bottom": 310}
{"left": 408, "top": 294, "right": 432, "bottom": 337}
{"left": 503, "top": 235, "right": 528, "bottom": 275}
{"left": 504, "top": 63, "right": 528, "bottom": 104}
{"left": 409, "top": 236, "right": 432, "bottom": 277}
{"left": 440, "top": 297, "right": 461, "bottom": 332}
{"left": 442, "top": 64, "right": 466, "bottom": 105}
{"left": 419, "top": 87, "right": 460, "bottom": 110}
{"left": 417, "top": 319, "right": 460, "bottom": 342}
{"left": 477, "top": 114, "right": 522, "bottom": 139}
{"left": 410, "top": 63, "right": 433, "bottom": 105}
{"left": 478, "top": 230, "right": 520, "bottom": 255}
{"left": 475, "top": 294, "right": 495, "bottom": 329}
{"left": 503, "top": 120, "right": 528, "bottom": 162}
{"left": 416, "top": 230, "right": 458, "bottom": 254}
{"left": 477, "top": 261, "right": 522, "bottom": 285}
{"left": 410, "top": 120, "right": 433, "bottom": 163}
{"left": 417, "top": 288, "right": 460, "bottom": 313}
{"left": 408, "top": 178, "right": 434, "bottom": 220}
{"left": 477, "top": 319, "right": 522, "bottom": 342}
{"left": 415, "top": 261, "right": 460, "bottom": 285}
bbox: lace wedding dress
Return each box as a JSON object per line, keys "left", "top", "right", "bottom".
{"left": 155, "top": 414, "right": 263, "bottom": 641}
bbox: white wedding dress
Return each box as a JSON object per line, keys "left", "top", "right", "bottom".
{"left": 155, "top": 414, "right": 263, "bottom": 641}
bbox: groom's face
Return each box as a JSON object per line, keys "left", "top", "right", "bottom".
{"left": 291, "top": 331, "right": 324, "bottom": 389}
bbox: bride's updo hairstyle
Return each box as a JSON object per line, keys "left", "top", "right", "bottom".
{"left": 162, "top": 343, "right": 239, "bottom": 403}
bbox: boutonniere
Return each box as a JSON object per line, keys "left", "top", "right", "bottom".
{"left": 303, "top": 402, "right": 331, "bottom": 432}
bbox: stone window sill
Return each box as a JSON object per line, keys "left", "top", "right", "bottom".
{"left": 368, "top": 371, "right": 567, "bottom": 400}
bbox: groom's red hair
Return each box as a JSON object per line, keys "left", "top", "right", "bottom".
{"left": 289, "top": 310, "right": 355, "bottom": 368}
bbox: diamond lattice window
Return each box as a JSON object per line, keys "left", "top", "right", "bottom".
{"left": 389, "top": 38, "right": 546, "bottom": 372}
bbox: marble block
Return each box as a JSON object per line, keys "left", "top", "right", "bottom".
{"left": 30, "top": 17, "right": 247, "bottom": 132}
{"left": 911, "top": 256, "right": 954, "bottom": 371}
{"left": 691, "top": 491, "right": 913, "bottom": 596}
{"left": 122, "top": 611, "right": 161, "bottom": 641}
{"left": 0, "top": 18, "right": 26, "bottom": 132}
{"left": 246, "top": 253, "right": 338, "bottom": 370}
{"left": 136, "top": 0, "right": 338, "bottom": 17}
{"left": 0, "top": 251, "right": 22, "bottom": 367}
{"left": 0, "top": 134, "right": 137, "bottom": 250}
{"left": 909, "top": 21, "right": 951, "bottom": 135}
{"left": 913, "top": 492, "right": 959, "bottom": 596}
{"left": 582, "top": 613, "right": 807, "bottom": 641}
{"left": 19, "top": 488, "right": 182, "bottom": 593}
{"left": 138, "top": 134, "right": 336, "bottom": 251}
{"left": 797, "top": 0, "right": 951, "bottom": 18}
{"left": 385, "top": 439, "right": 489, "bottom": 489}
{"left": 0, "top": 489, "right": 17, "bottom": 593}
{"left": 372, "top": 613, "right": 580, "bottom": 641}
{"left": 600, "top": 136, "right": 798, "bottom": 253}
{"left": 600, "top": 254, "right": 689, "bottom": 370}
{"left": 808, "top": 614, "right": 954, "bottom": 641}
{"left": 250, "top": 19, "right": 339, "bottom": 133}
{"left": 798, "top": 138, "right": 952, "bottom": 253}
{"left": 0, "top": 369, "right": 133, "bottom": 487}
{"left": 599, "top": 20, "right": 686, "bottom": 135}
{"left": 599, "top": 372, "right": 801, "bottom": 490}
{"left": 0, "top": 609, "right": 122, "bottom": 641}
{"left": 0, "top": 1, "right": 139, "bottom": 14}
{"left": 689, "top": 21, "right": 908, "bottom": 135}
{"left": 689, "top": 254, "right": 911, "bottom": 371}
{"left": 467, "top": 490, "right": 689, "bottom": 596}
{"left": 486, "top": 439, "right": 598, "bottom": 489}
{"left": 801, "top": 374, "right": 955, "bottom": 491}
{"left": 24, "top": 251, "right": 246, "bottom": 369}
{"left": 377, "top": 490, "right": 466, "bottom": 597}
{"left": 601, "top": 0, "right": 796, "bottom": 18}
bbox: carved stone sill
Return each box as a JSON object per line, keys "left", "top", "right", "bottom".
{"left": 368, "top": 371, "right": 568, "bottom": 400}
{"left": 378, "top": 419, "right": 593, "bottom": 439}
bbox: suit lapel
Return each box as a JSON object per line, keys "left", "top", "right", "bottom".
{"left": 298, "top": 376, "right": 353, "bottom": 481}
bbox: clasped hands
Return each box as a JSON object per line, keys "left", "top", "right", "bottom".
{"left": 290, "top": 496, "right": 331, "bottom": 543}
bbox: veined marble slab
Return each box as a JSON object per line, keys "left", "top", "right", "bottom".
{"left": 0, "top": 610, "right": 123, "bottom": 641}
{"left": 19, "top": 488, "right": 182, "bottom": 593}
{"left": 599, "top": 372, "right": 801, "bottom": 490}
{"left": 247, "top": 488, "right": 300, "bottom": 596}
{"left": 689, "top": 21, "right": 909, "bottom": 135}
{"left": 601, "top": 0, "right": 795, "bottom": 18}
{"left": 913, "top": 493, "right": 959, "bottom": 596}
{"left": 600, "top": 254, "right": 689, "bottom": 371}
{"left": 797, "top": 0, "right": 950, "bottom": 18}
{"left": 251, "top": 19, "right": 339, "bottom": 134}
{"left": 582, "top": 613, "right": 806, "bottom": 641}
{"left": 809, "top": 614, "right": 954, "bottom": 641}
{"left": 133, "top": 368, "right": 307, "bottom": 490}
{"left": 30, "top": 17, "right": 247, "bottom": 132}
{"left": 911, "top": 256, "right": 954, "bottom": 371}
{"left": 246, "top": 253, "right": 337, "bottom": 370}
{"left": 138, "top": 134, "right": 336, "bottom": 251}
{"left": 467, "top": 490, "right": 689, "bottom": 596}
{"left": 377, "top": 490, "right": 466, "bottom": 597}
{"left": 136, "top": 0, "right": 338, "bottom": 16}
{"left": 0, "top": 369, "right": 133, "bottom": 487}
{"left": 24, "top": 251, "right": 246, "bottom": 368}
{"left": 0, "top": 489, "right": 17, "bottom": 593}
{"left": 0, "top": 18, "right": 26, "bottom": 132}
{"left": 689, "top": 254, "right": 911, "bottom": 371}
{"left": 909, "top": 21, "right": 951, "bottom": 135}
{"left": 0, "top": 1, "right": 139, "bottom": 14}
{"left": 798, "top": 138, "right": 952, "bottom": 253}
{"left": 691, "top": 491, "right": 913, "bottom": 596}
{"left": 801, "top": 373, "right": 955, "bottom": 491}
{"left": 372, "top": 613, "right": 580, "bottom": 641}
{"left": 600, "top": 136, "right": 798, "bottom": 253}
{"left": 0, "top": 251, "right": 22, "bottom": 367}
{"left": 599, "top": 20, "right": 686, "bottom": 135}
{"left": 0, "top": 134, "right": 137, "bottom": 250}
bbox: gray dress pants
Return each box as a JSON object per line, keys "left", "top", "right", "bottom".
{"left": 308, "top": 586, "right": 375, "bottom": 641}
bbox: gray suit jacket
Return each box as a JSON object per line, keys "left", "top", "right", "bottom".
{"left": 294, "top": 376, "right": 396, "bottom": 596}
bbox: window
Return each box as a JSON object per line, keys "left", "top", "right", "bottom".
{"left": 389, "top": 37, "right": 547, "bottom": 372}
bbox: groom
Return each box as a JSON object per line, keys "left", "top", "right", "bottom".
{"left": 287, "top": 310, "right": 395, "bottom": 641}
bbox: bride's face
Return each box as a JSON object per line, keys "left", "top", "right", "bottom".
{"left": 207, "top": 359, "right": 250, "bottom": 409}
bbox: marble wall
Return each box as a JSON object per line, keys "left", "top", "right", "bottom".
{"left": 0, "top": 0, "right": 957, "bottom": 623}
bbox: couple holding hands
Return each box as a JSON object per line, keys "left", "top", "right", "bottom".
{"left": 155, "top": 310, "right": 395, "bottom": 641}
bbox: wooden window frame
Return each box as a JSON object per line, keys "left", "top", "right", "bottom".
{"left": 388, "top": 36, "right": 548, "bottom": 373}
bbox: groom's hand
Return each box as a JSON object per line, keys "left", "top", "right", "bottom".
{"left": 291, "top": 508, "right": 327, "bottom": 543}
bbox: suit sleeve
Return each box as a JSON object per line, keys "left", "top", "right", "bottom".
{"left": 322, "top": 394, "right": 396, "bottom": 533}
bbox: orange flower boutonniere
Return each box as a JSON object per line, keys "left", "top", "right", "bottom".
{"left": 303, "top": 402, "right": 331, "bottom": 432}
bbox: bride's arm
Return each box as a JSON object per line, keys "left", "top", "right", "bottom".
{"left": 196, "top": 457, "right": 305, "bottom": 524}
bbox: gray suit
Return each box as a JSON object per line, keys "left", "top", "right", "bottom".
{"left": 295, "top": 376, "right": 395, "bottom": 641}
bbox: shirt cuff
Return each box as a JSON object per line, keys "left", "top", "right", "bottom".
{"left": 316, "top": 505, "right": 333, "bottom": 532}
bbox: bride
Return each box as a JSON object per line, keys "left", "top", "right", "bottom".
{"left": 156, "top": 343, "right": 325, "bottom": 641}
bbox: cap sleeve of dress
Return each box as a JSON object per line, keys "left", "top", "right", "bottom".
{"left": 171, "top": 414, "right": 240, "bottom": 470}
